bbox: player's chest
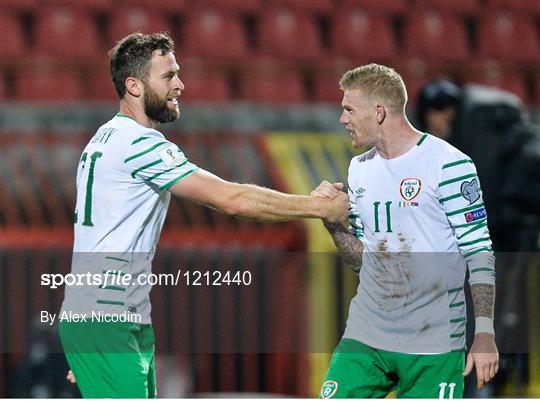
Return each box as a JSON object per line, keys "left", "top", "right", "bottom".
{"left": 349, "top": 165, "right": 439, "bottom": 227}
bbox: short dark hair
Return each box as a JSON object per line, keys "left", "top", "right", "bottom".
{"left": 109, "top": 32, "right": 175, "bottom": 99}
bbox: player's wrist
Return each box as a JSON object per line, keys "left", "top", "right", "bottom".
{"left": 474, "top": 316, "right": 495, "bottom": 335}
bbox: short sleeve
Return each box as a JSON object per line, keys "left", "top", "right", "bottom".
{"left": 124, "top": 135, "right": 199, "bottom": 191}
{"left": 347, "top": 187, "right": 364, "bottom": 239}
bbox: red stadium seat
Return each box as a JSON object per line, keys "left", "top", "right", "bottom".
{"left": 478, "top": 10, "right": 539, "bottom": 62}
{"left": 258, "top": 7, "right": 322, "bottom": 60}
{"left": 340, "top": 0, "right": 406, "bottom": 13}
{"left": 241, "top": 59, "right": 305, "bottom": 104}
{"left": 313, "top": 59, "right": 356, "bottom": 104}
{"left": 0, "top": 0, "right": 38, "bottom": 10}
{"left": 191, "top": 0, "right": 260, "bottom": 11}
{"left": 180, "top": 59, "right": 229, "bottom": 102}
{"left": 88, "top": 65, "right": 118, "bottom": 101}
{"left": 486, "top": 0, "right": 540, "bottom": 13}
{"left": 0, "top": 8, "right": 25, "bottom": 57}
{"left": 404, "top": 8, "right": 470, "bottom": 61}
{"left": 109, "top": 5, "right": 172, "bottom": 44}
{"left": 461, "top": 60, "right": 529, "bottom": 103}
{"left": 267, "top": 0, "right": 333, "bottom": 11}
{"left": 15, "top": 60, "right": 83, "bottom": 101}
{"left": 183, "top": 8, "right": 249, "bottom": 60}
{"left": 122, "top": 0, "right": 186, "bottom": 10}
{"left": 411, "top": 0, "right": 480, "bottom": 13}
{"left": 393, "top": 58, "right": 453, "bottom": 106}
{"left": 34, "top": 4, "right": 100, "bottom": 58}
{"left": 330, "top": 7, "right": 397, "bottom": 61}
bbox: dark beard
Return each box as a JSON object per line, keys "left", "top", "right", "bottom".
{"left": 143, "top": 85, "right": 179, "bottom": 124}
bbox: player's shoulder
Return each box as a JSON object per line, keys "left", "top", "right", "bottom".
{"left": 424, "top": 133, "right": 472, "bottom": 167}
{"left": 349, "top": 147, "right": 377, "bottom": 167}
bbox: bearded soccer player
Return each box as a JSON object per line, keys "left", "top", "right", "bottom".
{"left": 58, "top": 32, "right": 348, "bottom": 398}
{"left": 314, "top": 64, "right": 498, "bottom": 398}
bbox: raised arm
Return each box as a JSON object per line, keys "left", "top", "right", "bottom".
{"left": 168, "top": 169, "right": 349, "bottom": 223}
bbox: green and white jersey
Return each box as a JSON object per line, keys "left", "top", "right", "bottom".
{"left": 61, "top": 114, "right": 199, "bottom": 324}
{"left": 344, "top": 133, "right": 495, "bottom": 353}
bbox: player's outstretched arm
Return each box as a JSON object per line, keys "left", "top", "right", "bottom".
{"left": 168, "top": 169, "right": 349, "bottom": 223}
{"left": 311, "top": 181, "right": 364, "bottom": 270}
{"left": 463, "top": 284, "right": 499, "bottom": 389}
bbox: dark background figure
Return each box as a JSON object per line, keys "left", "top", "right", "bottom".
{"left": 415, "top": 79, "right": 540, "bottom": 397}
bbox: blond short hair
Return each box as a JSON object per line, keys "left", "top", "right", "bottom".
{"left": 339, "top": 64, "right": 407, "bottom": 114}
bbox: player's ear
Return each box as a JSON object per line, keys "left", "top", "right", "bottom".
{"left": 375, "top": 103, "right": 386, "bottom": 124}
{"left": 125, "top": 77, "right": 142, "bottom": 97}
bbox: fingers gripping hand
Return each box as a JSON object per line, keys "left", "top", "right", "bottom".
{"left": 463, "top": 334, "right": 499, "bottom": 389}
{"left": 325, "top": 191, "right": 349, "bottom": 224}
{"left": 311, "top": 180, "right": 344, "bottom": 199}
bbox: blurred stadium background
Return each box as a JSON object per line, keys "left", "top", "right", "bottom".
{"left": 0, "top": 0, "right": 539, "bottom": 398}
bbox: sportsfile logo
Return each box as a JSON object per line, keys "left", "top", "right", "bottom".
{"left": 465, "top": 207, "right": 486, "bottom": 222}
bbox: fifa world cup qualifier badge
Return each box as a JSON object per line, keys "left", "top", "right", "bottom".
{"left": 321, "top": 380, "right": 338, "bottom": 399}
{"left": 400, "top": 178, "right": 421, "bottom": 201}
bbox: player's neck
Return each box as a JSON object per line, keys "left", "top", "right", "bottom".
{"left": 118, "top": 100, "right": 159, "bottom": 129}
{"left": 376, "top": 120, "right": 424, "bottom": 160}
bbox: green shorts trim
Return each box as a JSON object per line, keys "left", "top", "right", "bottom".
{"left": 321, "top": 338, "right": 465, "bottom": 399}
{"left": 59, "top": 321, "right": 156, "bottom": 398}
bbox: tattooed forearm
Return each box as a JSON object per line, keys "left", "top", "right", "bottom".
{"left": 325, "top": 222, "right": 364, "bottom": 269}
{"left": 471, "top": 284, "right": 495, "bottom": 319}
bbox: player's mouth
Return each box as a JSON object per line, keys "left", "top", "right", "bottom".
{"left": 167, "top": 96, "right": 179, "bottom": 108}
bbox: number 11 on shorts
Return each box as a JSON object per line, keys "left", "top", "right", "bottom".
{"left": 438, "top": 382, "right": 456, "bottom": 399}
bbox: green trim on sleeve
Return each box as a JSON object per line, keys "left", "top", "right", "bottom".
{"left": 458, "top": 236, "right": 491, "bottom": 247}
{"left": 463, "top": 246, "right": 492, "bottom": 258}
{"left": 446, "top": 202, "right": 484, "bottom": 217}
{"left": 470, "top": 267, "right": 495, "bottom": 274}
{"left": 124, "top": 141, "right": 168, "bottom": 163}
{"left": 440, "top": 193, "right": 462, "bottom": 203}
{"left": 450, "top": 316, "right": 467, "bottom": 323}
{"left": 442, "top": 159, "right": 473, "bottom": 169}
{"left": 96, "top": 300, "right": 125, "bottom": 306}
{"left": 98, "top": 285, "right": 126, "bottom": 291}
{"left": 454, "top": 218, "right": 487, "bottom": 229}
{"left": 438, "top": 173, "right": 477, "bottom": 187}
{"left": 130, "top": 159, "right": 163, "bottom": 178}
{"left": 105, "top": 256, "right": 129, "bottom": 264}
{"left": 450, "top": 332, "right": 465, "bottom": 338}
{"left": 147, "top": 160, "right": 189, "bottom": 182}
{"left": 449, "top": 301, "right": 465, "bottom": 308}
{"left": 448, "top": 286, "right": 463, "bottom": 293}
{"left": 456, "top": 222, "right": 488, "bottom": 240}
{"left": 159, "top": 168, "right": 199, "bottom": 191}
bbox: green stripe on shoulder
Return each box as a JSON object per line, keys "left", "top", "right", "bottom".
{"left": 448, "top": 286, "right": 463, "bottom": 294}
{"left": 458, "top": 236, "right": 491, "bottom": 247}
{"left": 416, "top": 133, "right": 428, "bottom": 146}
{"left": 131, "top": 136, "right": 149, "bottom": 145}
{"left": 440, "top": 193, "right": 462, "bottom": 203}
{"left": 442, "top": 159, "right": 473, "bottom": 169}
{"left": 124, "top": 141, "right": 168, "bottom": 163}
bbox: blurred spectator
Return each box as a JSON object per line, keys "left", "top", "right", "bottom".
{"left": 415, "top": 79, "right": 462, "bottom": 140}
{"left": 415, "top": 79, "right": 540, "bottom": 398}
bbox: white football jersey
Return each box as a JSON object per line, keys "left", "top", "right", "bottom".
{"left": 344, "top": 133, "right": 495, "bottom": 353}
{"left": 61, "top": 114, "right": 199, "bottom": 323}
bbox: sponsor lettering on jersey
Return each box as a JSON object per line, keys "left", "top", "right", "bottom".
{"left": 460, "top": 179, "right": 480, "bottom": 204}
{"left": 464, "top": 207, "right": 486, "bottom": 222}
{"left": 400, "top": 178, "right": 421, "bottom": 201}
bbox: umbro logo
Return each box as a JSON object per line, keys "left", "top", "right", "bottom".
{"left": 355, "top": 188, "right": 366, "bottom": 198}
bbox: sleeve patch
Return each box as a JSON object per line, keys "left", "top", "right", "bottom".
{"left": 460, "top": 179, "right": 480, "bottom": 204}
{"left": 464, "top": 207, "right": 487, "bottom": 222}
{"left": 159, "top": 146, "right": 186, "bottom": 168}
